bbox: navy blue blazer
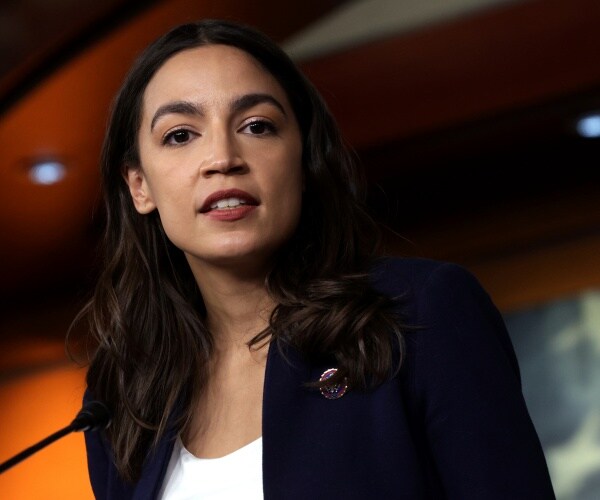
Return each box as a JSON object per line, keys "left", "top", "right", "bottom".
{"left": 84, "top": 258, "right": 556, "bottom": 499}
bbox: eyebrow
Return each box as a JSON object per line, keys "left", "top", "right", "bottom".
{"left": 150, "top": 93, "right": 287, "bottom": 131}
{"left": 230, "top": 93, "right": 286, "bottom": 117}
{"left": 150, "top": 101, "right": 201, "bottom": 131}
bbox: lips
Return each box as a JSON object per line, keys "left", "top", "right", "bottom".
{"left": 199, "top": 188, "right": 259, "bottom": 213}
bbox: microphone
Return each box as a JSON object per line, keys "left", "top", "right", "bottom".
{"left": 71, "top": 400, "right": 111, "bottom": 431}
{"left": 0, "top": 400, "right": 111, "bottom": 474}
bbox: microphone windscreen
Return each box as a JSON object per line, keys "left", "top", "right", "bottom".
{"left": 71, "top": 401, "right": 111, "bottom": 432}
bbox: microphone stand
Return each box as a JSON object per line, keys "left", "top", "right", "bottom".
{"left": 0, "top": 400, "right": 110, "bottom": 474}
{"left": 0, "top": 424, "right": 76, "bottom": 474}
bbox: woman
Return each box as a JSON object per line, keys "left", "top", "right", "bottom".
{"left": 79, "top": 19, "right": 555, "bottom": 499}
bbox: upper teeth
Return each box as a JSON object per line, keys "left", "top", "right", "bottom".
{"left": 210, "top": 197, "right": 247, "bottom": 209}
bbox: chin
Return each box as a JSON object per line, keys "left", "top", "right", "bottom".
{"left": 185, "top": 242, "right": 277, "bottom": 270}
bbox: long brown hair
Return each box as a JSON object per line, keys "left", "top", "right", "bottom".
{"left": 74, "top": 19, "right": 405, "bottom": 482}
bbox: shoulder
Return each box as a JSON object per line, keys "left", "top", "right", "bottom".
{"left": 370, "top": 256, "right": 521, "bottom": 384}
{"left": 371, "top": 260, "right": 555, "bottom": 497}
{"left": 82, "top": 390, "right": 136, "bottom": 499}
{"left": 369, "top": 256, "right": 489, "bottom": 315}
{"left": 82, "top": 388, "right": 113, "bottom": 499}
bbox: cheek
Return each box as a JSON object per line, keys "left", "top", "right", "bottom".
{"left": 156, "top": 207, "right": 190, "bottom": 250}
{"left": 273, "top": 165, "right": 304, "bottom": 232}
{"left": 143, "top": 160, "right": 195, "bottom": 209}
{"left": 145, "top": 181, "right": 194, "bottom": 241}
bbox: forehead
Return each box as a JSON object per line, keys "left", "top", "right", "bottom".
{"left": 142, "top": 44, "right": 288, "bottom": 111}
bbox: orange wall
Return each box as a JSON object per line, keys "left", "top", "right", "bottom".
{"left": 0, "top": 362, "right": 92, "bottom": 499}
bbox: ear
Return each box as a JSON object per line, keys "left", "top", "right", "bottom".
{"left": 123, "top": 165, "right": 156, "bottom": 214}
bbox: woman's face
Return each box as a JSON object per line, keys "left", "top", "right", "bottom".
{"left": 128, "top": 44, "right": 303, "bottom": 275}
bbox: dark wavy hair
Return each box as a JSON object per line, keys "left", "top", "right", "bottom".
{"left": 75, "top": 19, "right": 405, "bottom": 482}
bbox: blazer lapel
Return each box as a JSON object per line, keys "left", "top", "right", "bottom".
{"left": 131, "top": 423, "right": 177, "bottom": 500}
{"left": 262, "top": 341, "right": 313, "bottom": 499}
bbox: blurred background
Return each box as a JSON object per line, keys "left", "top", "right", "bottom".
{"left": 0, "top": 0, "right": 599, "bottom": 497}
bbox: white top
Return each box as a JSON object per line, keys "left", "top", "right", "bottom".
{"left": 158, "top": 436, "right": 264, "bottom": 499}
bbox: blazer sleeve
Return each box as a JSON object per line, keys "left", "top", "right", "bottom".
{"left": 412, "top": 262, "right": 555, "bottom": 498}
{"left": 83, "top": 389, "right": 111, "bottom": 500}
{"left": 81, "top": 386, "right": 176, "bottom": 499}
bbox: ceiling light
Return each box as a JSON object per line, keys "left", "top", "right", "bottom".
{"left": 28, "top": 160, "right": 67, "bottom": 185}
{"left": 575, "top": 113, "right": 600, "bottom": 138}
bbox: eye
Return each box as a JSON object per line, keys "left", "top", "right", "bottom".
{"left": 241, "top": 120, "right": 276, "bottom": 136}
{"left": 163, "top": 129, "right": 195, "bottom": 146}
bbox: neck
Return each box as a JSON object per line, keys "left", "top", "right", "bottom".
{"left": 188, "top": 259, "right": 275, "bottom": 351}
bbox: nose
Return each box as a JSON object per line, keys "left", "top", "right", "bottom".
{"left": 199, "top": 131, "right": 248, "bottom": 177}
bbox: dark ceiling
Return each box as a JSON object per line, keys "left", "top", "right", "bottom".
{"left": 0, "top": 0, "right": 157, "bottom": 107}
